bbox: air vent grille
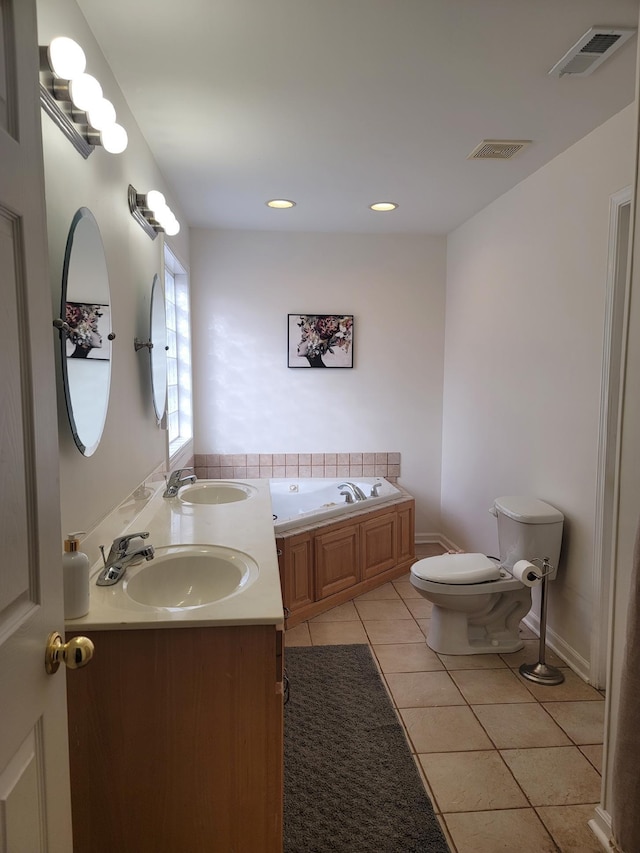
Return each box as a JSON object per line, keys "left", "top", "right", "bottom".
{"left": 467, "top": 140, "right": 531, "bottom": 160}
{"left": 548, "top": 26, "right": 636, "bottom": 77}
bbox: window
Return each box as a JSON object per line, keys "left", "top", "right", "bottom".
{"left": 164, "top": 246, "right": 192, "bottom": 459}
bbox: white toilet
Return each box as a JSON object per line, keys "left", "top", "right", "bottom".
{"left": 410, "top": 496, "right": 564, "bottom": 655}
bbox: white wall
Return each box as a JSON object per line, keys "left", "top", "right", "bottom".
{"left": 442, "top": 104, "right": 635, "bottom": 666}
{"left": 189, "top": 229, "right": 446, "bottom": 534}
{"left": 38, "top": 1, "right": 190, "bottom": 537}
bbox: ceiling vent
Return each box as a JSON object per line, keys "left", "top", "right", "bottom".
{"left": 467, "top": 140, "right": 531, "bottom": 160}
{"left": 548, "top": 26, "right": 636, "bottom": 77}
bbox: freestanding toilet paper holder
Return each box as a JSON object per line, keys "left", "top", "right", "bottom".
{"left": 519, "top": 557, "right": 565, "bottom": 685}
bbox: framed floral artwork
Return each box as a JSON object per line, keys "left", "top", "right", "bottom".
{"left": 288, "top": 314, "right": 354, "bottom": 368}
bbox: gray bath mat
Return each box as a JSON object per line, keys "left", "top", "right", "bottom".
{"left": 284, "top": 644, "right": 450, "bottom": 852}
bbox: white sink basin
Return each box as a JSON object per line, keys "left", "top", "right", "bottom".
{"left": 178, "top": 481, "right": 257, "bottom": 505}
{"left": 123, "top": 545, "right": 259, "bottom": 609}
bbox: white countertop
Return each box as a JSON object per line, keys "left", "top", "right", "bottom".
{"left": 65, "top": 479, "right": 284, "bottom": 632}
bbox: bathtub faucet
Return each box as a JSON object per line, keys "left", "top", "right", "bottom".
{"left": 338, "top": 482, "right": 367, "bottom": 502}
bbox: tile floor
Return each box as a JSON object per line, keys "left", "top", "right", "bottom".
{"left": 285, "top": 545, "right": 605, "bottom": 853}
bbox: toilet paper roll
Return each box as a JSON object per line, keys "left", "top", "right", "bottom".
{"left": 512, "top": 559, "right": 543, "bottom": 587}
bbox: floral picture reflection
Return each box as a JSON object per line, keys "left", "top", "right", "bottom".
{"left": 65, "top": 302, "right": 110, "bottom": 360}
{"left": 288, "top": 314, "right": 353, "bottom": 368}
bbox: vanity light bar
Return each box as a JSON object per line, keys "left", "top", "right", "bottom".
{"left": 128, "top": 185, "right": 181, "bottom": 240}
{"left": 39, "top": 36, "right": 128, "bottom": 159}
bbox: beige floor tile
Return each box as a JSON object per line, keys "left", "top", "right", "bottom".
{"left": 362, "top": 619, "right": 425, "bottom": 644}
{"left": 536, "top": 804, "right": 602, "bottom": 852}
{"left": 516, "top": 669, "right": 604, "bottom": 702}
{"left": 404, "top": 598, "right": 433, "bottom": 618}
{"left": 451, "top": 669, "right": 536, "bottom": 704}
{"left": 579, "top": 744, "right": 603, "bottom": 773}
{"left": 542, "top": 701, "right": 605, "bottom": 745}
{"left": 284, "top": 622, "right": 311, "bottom": 646}
{"left": 354, "top": 599, "right": 413, "bottom": 620}
{"left": 445, "top": 808, "right": 556, "bottom": 853}
{"left": 501, "top": 746, "right": 602, "bottom": 806}
{"left": 309, "top": 601, "right": 359, "bottom": 622}
{"left": 519, "top": 623, "right": 538, "bottom": 639}
{"left": 438, "top": 653, "right": 508, "bottom": 671}
{"left": 387, "top": 670, "right": 466, "bottom": 708}
{"left": 436, "top": 814, "right": 457, "bottom": 851}
{"left": 308, "top": 620, "right": 368, "bottom": 645}
{"left": 413, "top": 757, "right": 440, "bottom": 810}
{"left": 416, "top": 618, "right": 431, "bottom": 637}
{"left": 419, "top": 751, "right": 528, "bottom": 813}
{"left": 373, "top": 642, "right": 444, "bottom": 673}
{"left": 354, "top": 582, "right": 400, "bottom": 600}
{"left": 392, "top": 580, "right": 422, "bottom": 599}
{"left": 402, "top": 706, "right": 493, "bottom": 752}
{"left": 501, "top": 640, "right": 565, "bottom": 669}
{"left": 471, "top": 703, "right": 571, "bottom": 749}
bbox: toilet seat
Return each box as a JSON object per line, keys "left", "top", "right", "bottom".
{"left": 412, "top": 553, "right": 502, "bottom": 584}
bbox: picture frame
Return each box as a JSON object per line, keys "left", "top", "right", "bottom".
{"left": 288, "top": 314, "right": 354, "bottom": 368}
{"left": 64, "top": 301, "right": 111, "bottom": 360}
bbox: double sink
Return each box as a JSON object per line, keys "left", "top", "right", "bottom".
{"left": 82, "top": 480, "right": 282, "bottom": 622}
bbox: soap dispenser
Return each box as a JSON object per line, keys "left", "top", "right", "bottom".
{"left": 62, "top": 532, "right": 90, "bottom": 619}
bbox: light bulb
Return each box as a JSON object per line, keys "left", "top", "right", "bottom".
{"left": 145, "top": 191, "right": 166, "bottom": 215}
{"left": 48, "top": 37, "right": 86, "bottom": 80}
{"left": 87, "top": 97, "right": 116, "bottom": 130}
{"left": 100, "top": 123, "right": 128, "bottom": 154}
{"left": 164, "top": 217, "right": 180, "bottom": 236}
{"left": 69, "top": 73, "right": 103, "bottom": 111}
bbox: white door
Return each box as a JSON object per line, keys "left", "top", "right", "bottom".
{"left": 0, "top": 1, "right": 73, "bottom": 850}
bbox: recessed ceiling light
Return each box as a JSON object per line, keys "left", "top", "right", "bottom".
{"left": 369, "top": 202, "right": 398, "bottom": 212}
{"left": 266, "top": 199, "right": 296, "bottom": 209}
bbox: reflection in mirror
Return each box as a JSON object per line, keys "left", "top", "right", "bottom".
{"left": 150, "top": 273, "right": 167, "bottom": 422}
{"left": 60, "top": 207, "right": 112, "bottom": 456}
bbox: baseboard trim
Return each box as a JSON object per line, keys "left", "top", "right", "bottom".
{"left": 522, "top": 612, "right": 591, "bottom": 682}
{"left": 589, "top": 806, "right": 614, "bottom": 851}
{"left": 415, "top": 533, "right": 461, "bottom": 552}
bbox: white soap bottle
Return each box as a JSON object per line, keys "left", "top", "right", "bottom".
{"left": 62, "top": 532, "right": 90, "bottom": 619}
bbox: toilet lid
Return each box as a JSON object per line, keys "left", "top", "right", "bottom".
{"left": 412, "top": 553, "right": 502, "bottom": 584}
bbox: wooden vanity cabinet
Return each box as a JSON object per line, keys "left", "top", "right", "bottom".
{"left": 66, "top": 624, "right": 283, "bottom": 853}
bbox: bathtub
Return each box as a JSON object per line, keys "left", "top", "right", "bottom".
{"left": 270, "top": 477, "right": 401, "bottom": 533}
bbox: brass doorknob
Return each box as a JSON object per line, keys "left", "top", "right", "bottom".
{"left": 45, "top": 631, "right": 94, "bottom": 675}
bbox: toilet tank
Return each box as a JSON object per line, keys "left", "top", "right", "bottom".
{"left": 493, "top": 496, "right": 564, "bottom": 578}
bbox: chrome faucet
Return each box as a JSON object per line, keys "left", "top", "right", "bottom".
{"left": 338, "top": 481, "right": 367, "bottom": 502}
{"left": 163, "top": 467, "right": 197, "bottom": 498}
{"left": 370, "top": 482, "right": 383, "bottom": 497}
{"left": 96, "top": 531, "right": 155, "bottom": 586}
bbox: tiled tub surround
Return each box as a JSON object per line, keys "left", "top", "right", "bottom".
{"left": 193, "top": 452, "right": 401, "bottom": 481}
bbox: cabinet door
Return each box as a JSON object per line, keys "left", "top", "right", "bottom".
{"left": 279, "top": 534, "right": 314, "bottom": 613}
{"left": 315, "top": 524, "right": 359, "bottom": 599}
{"left": 397, "top": 501, "right": 415, "bottom": 565}
{"left": 361, "top": 511, "right": 397, "bottom": 580}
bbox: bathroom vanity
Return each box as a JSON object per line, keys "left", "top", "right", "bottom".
{"left": 64, "top": 480, "right": 284, "bottom": 853}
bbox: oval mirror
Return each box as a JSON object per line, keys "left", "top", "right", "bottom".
{"left": 150, "top": 273, "right": 167, "bottom": 421}
{"left": 60, "top": 208, "right": 112, "bottom": 456}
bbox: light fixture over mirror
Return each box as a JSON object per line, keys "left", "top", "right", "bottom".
{"left": 56, "top": 208, "right": 113, "bottom": 456}
{"left": 128, "top": 185, "right": 181, "bottom": 240}
{"left": 39, "top": 36, "right": 128, "bottom": 158}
